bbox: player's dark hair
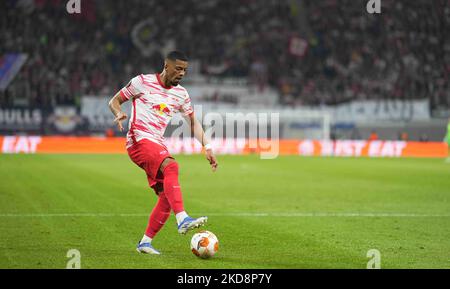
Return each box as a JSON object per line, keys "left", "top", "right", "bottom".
{"left": 166, "top": 50, "right": 188, "bottom": 62}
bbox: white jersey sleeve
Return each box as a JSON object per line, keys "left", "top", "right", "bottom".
{"left": 180, "top": 90, "right": 194, "bottom": 116}
{"left": 120, "top": 75, "right": 145, "bottom": 101}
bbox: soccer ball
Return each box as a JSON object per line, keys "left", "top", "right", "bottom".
{"left": 190, "top": 230, "right": 219, "bottom": 259}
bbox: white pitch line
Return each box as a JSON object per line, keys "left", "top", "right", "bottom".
{"left": 0, "top": 213, "right": 147, "bottom": 217}
{"left": 0, "top": 213, "right": 450, "bottom": 218}
{"left": 204, "top": 213, "right": 450, "bottom": 217}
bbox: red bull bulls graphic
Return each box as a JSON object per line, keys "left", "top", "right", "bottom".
{"left": 152, "top": 103, "right": 171, "bottom": 116}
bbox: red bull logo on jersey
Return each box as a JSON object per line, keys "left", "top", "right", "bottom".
{"left": 152, "top": 103, "right": 171, "bottom": 116}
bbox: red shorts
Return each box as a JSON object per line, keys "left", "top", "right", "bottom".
{"left": 127, "top": 139, "right": 172, "bottom": 188}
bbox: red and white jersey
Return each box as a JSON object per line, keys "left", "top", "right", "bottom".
{"left": 119, "top": 73, "right": 193, "bottom": 148}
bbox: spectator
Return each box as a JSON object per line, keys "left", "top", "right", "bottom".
{"left": 0, "top": 0, "right": 447, "bottom": 111}
{"left": 368, "top": 130, "right": 379, "bottom": 141}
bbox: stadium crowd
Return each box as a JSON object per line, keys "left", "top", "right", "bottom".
{"left": 0, "top": 0, "right": 448, "bottom": 109}
{"left": 279, "top": 0, "right": 449, "bottom": 108}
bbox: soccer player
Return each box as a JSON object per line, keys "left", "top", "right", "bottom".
{"left": 108, "top": 51, "right": 218, "bottom": 255}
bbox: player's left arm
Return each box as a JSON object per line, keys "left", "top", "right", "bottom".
{"left": 187, "top": 112, "right": 218, "bottom": 172}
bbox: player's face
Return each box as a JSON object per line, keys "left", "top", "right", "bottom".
{"left": 167, "top": 59, "right": 188, "bottom": 86}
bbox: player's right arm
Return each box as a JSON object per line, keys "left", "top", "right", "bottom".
{"left": 108, "top": 76, "right": 145, "bottom": 131}
{"left": 108, "top": 91, "right": 128, "bottom": 132}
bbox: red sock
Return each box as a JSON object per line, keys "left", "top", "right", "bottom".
{"left": 145, "top": 192, "right": 171, "bottom": 238}
{"left": 162, "top": 162, "right": 185, "bottom": 214}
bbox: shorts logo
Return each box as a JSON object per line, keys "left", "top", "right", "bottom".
{"left": 153, "top": 103, "right": 171, "bottom": 116}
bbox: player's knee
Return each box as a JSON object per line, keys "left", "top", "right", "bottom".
{"left": 159, "top": 199, "right": 171, "bottom": 214}
{"left": 153, "top": 183, "right": 164, "bottom": 196}
{"left": 162, "top": 160, "right": 179, "bottom": 176}
{"left": 156, "top": 192, "right": 171, "bottom": 213}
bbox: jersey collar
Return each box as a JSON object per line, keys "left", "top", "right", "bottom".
{"left": 156, "top": 73, "right": 173, "bottom": 90}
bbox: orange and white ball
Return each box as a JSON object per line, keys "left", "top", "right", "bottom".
{"left": 190, "top": 230, "right": 219, "bottom": 259}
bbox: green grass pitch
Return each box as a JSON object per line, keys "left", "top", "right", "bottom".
{"left": 0, "top": 154, "right": 449, "bottom": 269}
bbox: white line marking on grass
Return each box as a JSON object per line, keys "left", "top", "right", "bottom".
{"left": 1, "top": 213, "right": 450, "bottom": 218}
{"left": 204, "top": 212, "right": 450, "bottom": 217}
{"left": 0, "top": 213, "right": 147, "bottom": 217}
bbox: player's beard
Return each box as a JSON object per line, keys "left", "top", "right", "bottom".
{"left": 172, "top": 78, "right": 181, "bottom": 86}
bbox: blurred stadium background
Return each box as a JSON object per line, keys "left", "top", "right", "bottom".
{"left": 1, "top": 0, "right": 450, "bottom": 269}
{"left": 1, "top": 0, "right": 449, "bottom": 145}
